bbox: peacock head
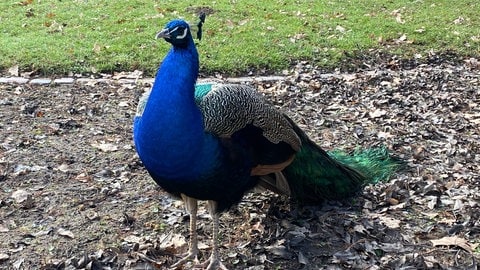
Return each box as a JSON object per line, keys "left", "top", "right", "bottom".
{"left": 155, "top": 14, "right": 205, "bottom": 47}
{"left": 156, "top": 20, "right": 193, "bottom": 48}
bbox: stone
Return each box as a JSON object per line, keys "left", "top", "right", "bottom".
{"left": 30, "top": 78, "right": 52, "bottom": 85}
{"left": 53, "top": 77, "right": 75, "bottom": 84}
{"left": 118, "top": 79, "right": 136, "bottom": 84}
{"left": 76, "top": 78, "right": 93, "bottom": 84}
{"left": 0, "top": 77, "right": 29, "bottom": 84}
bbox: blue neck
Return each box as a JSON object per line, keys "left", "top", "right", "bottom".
{"left": 134, "top": 39, "right": 207, "bottom": 178}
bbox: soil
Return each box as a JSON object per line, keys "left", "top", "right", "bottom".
{"left": 0, "top": 54, "right": 479, "bottom": 270}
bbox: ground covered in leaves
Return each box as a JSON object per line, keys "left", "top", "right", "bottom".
{"left": 1, "top": 54, "right": 479, "bottom": 269}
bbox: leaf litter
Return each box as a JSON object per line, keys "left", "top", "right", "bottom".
{"left": 0, "top": 54, "right": 479, "bottom": 269}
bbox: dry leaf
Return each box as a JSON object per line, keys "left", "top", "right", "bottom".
{"left": 32, "top": 228, "right": 52, "bottom": 237}
{"left": 390, "top": 8, "right": 405, "bottom": 23}
{"left": 369, "top": 109, "right": 387, "bottom": 118}
{"left": 298, "top": 251, "right": 309, "bottom": 265}
{"left": 91, "top": 143, "right": 118, "bottom": 152}
{"left": 56, "top": 163, "right": 70, "bottom": 173}
{"left": 0, "top": 224, "right": 9, "bottom": 233}
{"left": 12, "top": 258, "right": 24, "bottom": 269}
{"left": 377, "top": 131, "right": 394, "bottom": 139}
{"left": 171, "top": 233, "right": 187, "bottom": 248}
{"left": 57, "top": 228, "right": 75, "bottom": 239}
{"left": 75, "top": 173, "right": 92, "bottom": 182}
{"left": 113, "top": 70, "right": 143, "bottom": 80}
{"left": 427, "top": 197, "right": 438, "bottom": 209}
{"left": 463, "top": 113, "right": 480, "bottom": 125}
{"left": 0, "top": 253, "right": 9, "bottom": 261}
{"left": 198, "top": 241, "right": 209, "bottom": 250}
{"left": 430, "top": 236, "right": 479, "bottom": 253}
{"left": 11, "top": 189, "right": 32, "bottom": 204}
{"left": 8, "top": 65, "right": 19, "bottom": 76}
{"left": 118, "top": 101, "right": 129, "bottom": 107}
{"left": 336, "top": 25, "right": 346, "bottom": 33}
{"left": 238, "top": 19, "right": 249, "bottom": 26}
{"left": 9, "top": 246, "right": 24, "bottom": 253}
{"left": 251, "top": 221, "right": 265, "bottom": 234}
{"left": 353, "top": 224, "right": 367, "bottom": 234}
{"left": 453, "top": 17, "right": 465, "bottom": 25}
{"left": 395, "top": 15, "right": 405, "bottom": 24}
{"left": 47, "top": 20, "right": 64, "bottom": 33}
{"left": 453, "top": 199, "right": 463, "bottom": 211}
{"left": 93, "top": 43, "right": 102, "bottom": 54}
{"left": 124, "top": 235, "right": 141, "bottom": 243}
{"left": 266, "top": 241, "right": 292, "bottom": 259}
{"left": 378, "top": 216, "right": 401, "bottom": 229}
{"left": 226, "top": 19, "right": 234, "bottom": 29}
{"left": 18, "top": 0, "right": 33, "bottom": 6}
{"left": 389, "top": 201, "right": 407, "bottom": 210}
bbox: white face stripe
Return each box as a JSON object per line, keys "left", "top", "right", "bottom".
{"left": 177, "top": 27, "right": 188, "bottom": 39}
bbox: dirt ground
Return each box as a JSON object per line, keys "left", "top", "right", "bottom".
{"left": 1, "top": 55, "right": 479, "bottom": 269}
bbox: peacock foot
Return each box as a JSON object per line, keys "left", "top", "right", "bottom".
{"left": 196, "top": 256, "right": 228, "bottom": 270}
{"left": 170, "top": 249, "right": 200, "bottom": 269}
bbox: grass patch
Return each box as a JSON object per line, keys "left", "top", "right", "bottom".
{"left": 0, "top": 0, "right": 479, "bottom": 76}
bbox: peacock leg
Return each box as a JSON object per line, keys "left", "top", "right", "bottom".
{"left": 171, "top": 195, "right": 199, "bottom": 268}
{"left": 198, "top": 200, "right": 228, "bottom": 270}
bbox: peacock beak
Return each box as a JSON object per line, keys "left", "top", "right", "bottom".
{"left": 155, "top": 28, "right": 170, "bottom": 39}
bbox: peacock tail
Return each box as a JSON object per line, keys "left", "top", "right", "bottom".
{"left": 282, "top": 116, "right": 403, "bottom": 204}
{"left": 328, "top": 147, "right": 404, "bottom": 184}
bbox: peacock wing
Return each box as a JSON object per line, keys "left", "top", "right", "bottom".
{"left": 196, "top": 83, "right": 299, "bottom": 197}
{"left": 196, "top": 83, "right": 301, "bottom": 151}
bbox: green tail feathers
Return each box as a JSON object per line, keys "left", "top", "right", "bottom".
{"left": 284, "top": 142, "right": 403, "bottom": 204}
{"left": 328, "top": 147, "right": 404, "bottom": 184}
{"left": 283, "top": 116, "right": 403, "bottom": 204}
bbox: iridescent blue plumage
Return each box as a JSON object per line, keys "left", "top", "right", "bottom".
{"left": 133, "top": 20, "right": 257, "bottom": 213}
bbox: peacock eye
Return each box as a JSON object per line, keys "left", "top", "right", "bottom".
{"left": 173, "top": 27, "right": 188, "bottom": 39}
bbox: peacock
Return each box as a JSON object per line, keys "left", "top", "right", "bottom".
{"left": 133, "top": 16, "right": 402, "bottom": 270}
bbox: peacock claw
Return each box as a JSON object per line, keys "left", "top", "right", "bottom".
{"left": 170, "top": 249, "right": 200, "bottom": 269}
{"left": 196, "top": 256, "right": 228, "bottom": 270}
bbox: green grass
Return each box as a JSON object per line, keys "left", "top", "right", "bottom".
{"left": 0, "top": 0, "right": 479, "bottom": 76}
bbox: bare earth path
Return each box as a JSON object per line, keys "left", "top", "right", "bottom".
{"left": 1, "top": 56, "right": 479, "bottom": 269}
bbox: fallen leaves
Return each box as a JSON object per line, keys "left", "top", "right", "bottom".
{"left": 430, "top": 236, "right": 479, "bottom": 253}
{"left": 45, "top": 20, "right": 65, "bottom": 33}
{"left": 1, "top": 55, "right": 479, "bottom": 269}
{"left": 390, "top": 8, "right": 406, "bottom": 24}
